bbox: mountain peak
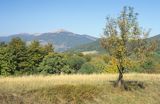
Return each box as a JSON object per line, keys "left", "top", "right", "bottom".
{"left": 16, "top": 33, "right": 31, "bottom": 35}
{"left": 52, "top": 29, "right": 72, "bottom": 33}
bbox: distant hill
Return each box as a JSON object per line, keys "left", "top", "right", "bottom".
{"left": 0, "top": 29, "right": 97, "bottom": 52}
{"left": 67, "top": 39, "right": 105, "bottom": 53}
{"left": 150, "top": 34, "right": 160, "bottom": 52}
{"left": 67, "top": 34, "right": 160, "bottom": 53}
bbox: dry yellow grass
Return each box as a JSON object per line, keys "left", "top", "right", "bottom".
{"left": 0, "top": 73, "right": 160, "bottom": 92}
{"left": 0, "top": 73, "right": 160, "bottom": 104}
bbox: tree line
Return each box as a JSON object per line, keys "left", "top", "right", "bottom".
{"left": 0, "top": 38, "right": 102, "bottom": 75}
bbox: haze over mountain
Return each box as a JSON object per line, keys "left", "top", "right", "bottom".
{"left": 0, "top": 29, "right": 97, "bottom": 52}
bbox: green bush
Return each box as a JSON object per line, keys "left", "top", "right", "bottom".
{"left": 61, "top": 65, "right": 74, "bottom": 74}
{"left": 90, "top": 57, "right": 106, "bottom": 73}
{"left": 38, "top": 53, "right": 69, "bottom": 74}
{"left": 79, "top": 63, "right": 97, "bottom": 74}
{"left": 67, "top": 55, "right": 86, "bottom": 72}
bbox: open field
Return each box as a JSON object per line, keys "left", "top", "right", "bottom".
{"left": 0, "top": 73, "right": 160, "bottom": 104}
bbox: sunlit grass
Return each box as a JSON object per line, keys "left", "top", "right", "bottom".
{"left": 0, "top": 73, "right": 160, "bottom": 104}
{"left": 0, "top": 73, "right": 160, "bottom": 92}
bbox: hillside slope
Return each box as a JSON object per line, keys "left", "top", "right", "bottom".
{"left": 67, "top": 39, "right": 105, "bottom": 53}
{"left": 68, "top": 34, "right": 160, "bottom": 53}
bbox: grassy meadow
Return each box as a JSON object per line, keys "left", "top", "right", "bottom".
{"left": 0, "top": 73, "right": 160, "bottom": 104}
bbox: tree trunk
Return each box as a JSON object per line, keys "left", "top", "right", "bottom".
{"left": 115, "top": 65, "right": 124, "bottom": 87}
{"left": 117, "top": 71, "right": 123, "bottom": 87}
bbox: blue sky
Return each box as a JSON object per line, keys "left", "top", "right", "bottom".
{"left": 0, "top": 0, "right": 159, "bottom": 37}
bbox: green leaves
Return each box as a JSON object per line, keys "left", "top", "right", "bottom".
{"left": 0, "top": 38, "right": 55, "bottom": 75}
{"left": 101, "top": 6, "right": 155, "bottom": 74}
{"left": 67, "top": 55, "right": 86, "bottom": 72}
{"left": 38, "top": 53, "right": 73, "bottom": 74}
{"left": 79, "top": 63, "right": 97, "bottom": 74}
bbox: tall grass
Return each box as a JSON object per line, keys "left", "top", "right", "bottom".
{"left": 0, "top": 73, "right": 159, "bottom": 92}
{"left": 0, "top": 73, "right": 160, "bottom": 104}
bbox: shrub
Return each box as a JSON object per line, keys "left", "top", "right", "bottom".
{"left": 61, "top": 65, "right": 74, "bottom": 74}
{"left": 38, "top": 53, "right": 68, "bottom": 74}
{"left": 79, "top": 63, "right": 97, "bottom": 74}
{"left": 67, "top": 55, "right": 86, "bottom": 72}
{"left": 89, "top": 56, "right": 106, "bottom": 73}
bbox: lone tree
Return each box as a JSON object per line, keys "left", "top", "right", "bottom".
{"left": 101, "top": 6, "right": 156, "bottom": 87}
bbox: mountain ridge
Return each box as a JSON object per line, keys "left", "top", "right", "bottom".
{"left": 0, "top": 30, "right": 98, "bottom": 52}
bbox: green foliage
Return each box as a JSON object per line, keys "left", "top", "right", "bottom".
{"left": 0, "top": 38, "right": 55, "bottom": 76}
{"left": 79, "top": 63, "right": 97, "bottom": 74}
{"left": 67, "top": 55, "right": 86, "bottom": 72}
{"left": 61, "top": 65, "right": 74, "bottom": 74}
{"left": 0, "top": 46, "right": 15, "bottom": 75}
{"left": 0, "top": 38, "right": 29, "bottom": 75}
{"left": 38, "top": 53, "right": 72, "bottom": 74}
{"left": 27, "top": 40, "right": 54, "bottom": 74}
{"left": 27, "top": 41, "right": 44, "bottom": 67}
{"left": 43, "top": 43, "right": 54, "bottom": 53}
{"left": 89, "top": 56, "right": 106, "bottom": 73}
{"left": 141, "top": 60, "right": 154, "bottom": 69}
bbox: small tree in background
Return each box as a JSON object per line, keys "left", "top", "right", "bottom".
{"left": 7, "top": 38, "right": 28, "bottom": 74}
{"left": 101, "top": 6, "right": 156, "bottom": 87}
{"left": 27, "top": 40, "right": 47, "bottom": 73}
